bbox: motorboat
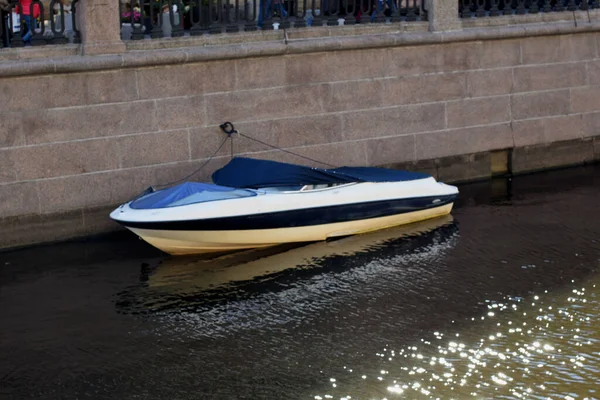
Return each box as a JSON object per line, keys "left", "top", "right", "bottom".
{"left": 110, "top": 157, "right": 459, "bottom": 255}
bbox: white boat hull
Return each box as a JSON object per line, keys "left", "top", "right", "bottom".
{"left": 126, "top": 203, "right": 454, "bottom": 255}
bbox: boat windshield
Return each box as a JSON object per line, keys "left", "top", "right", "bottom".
{"left": 130, "top": 182, "right": 256, "bottom": 209}
{"left": 257, "top": 183, "right": 354, "bottom": 193}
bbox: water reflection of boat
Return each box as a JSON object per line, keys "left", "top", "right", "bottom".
{"left": 116, "top": 216, "right": 459, "bottom": 318}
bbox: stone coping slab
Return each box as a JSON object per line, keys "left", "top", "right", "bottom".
{"left": 1, "top": 18, "right": 600, "bottom": 78}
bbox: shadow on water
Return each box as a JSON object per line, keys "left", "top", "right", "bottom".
{"left": 114, "top": 215, "right": 460, "bottom": 319}
{"left": 0, "top": 164, "right": 598, "bottom": 399}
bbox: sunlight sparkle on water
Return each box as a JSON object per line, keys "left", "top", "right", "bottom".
{"left": 312, "top": 281, "right": 599, "bottom": 400}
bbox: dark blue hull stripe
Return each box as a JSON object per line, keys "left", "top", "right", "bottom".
{"left": 117, "top": 194, "right": 457, "bottom": 231}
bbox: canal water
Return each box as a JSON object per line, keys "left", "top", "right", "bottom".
{"left": 0, "top": 165, "right": 598, "bottom": 400}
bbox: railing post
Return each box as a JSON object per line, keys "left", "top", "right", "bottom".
{"left": 426, "top": 0, "right": 461, "bottom": 32}
{"left": 77, "top": 0, "right": 125, "bottom": 55}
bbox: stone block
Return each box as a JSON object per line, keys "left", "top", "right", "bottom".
{"left": 586, "top": 60, "right": 600, "bottom": 85}
{"left": 148, "top": 157, "right": 231, "bottom": 186}
{"left": 0, "top": 209, "right": 85, "bottom": 250}
{"left": 204, "top": 60, "right": 237, "bottom": 94}
{"left": 266, "top": 115, "right": 344, "bottom": 148}
{"left": 446, "top": 96, "right": 511, "bottom": 129}
{"left": 0, "top": 182, "right": 39, "bottom": 218}
{"left": 466, "top": 68, "right": 513, "bottom": 98}
{"left": 511, "top": 138, "right": 595, "bottom": 174}
{"left": 190, "top": 127, "right": 237, "bottom": 160}
{"left": 137, "top": 64, "right": 205, "bottom": 100}
{"left": 322, "top": 80, "right": 384, "bottom": 113}
{"left": 479, "top": 40, "right": 523, "bottom": 69}
{"left": 415, "top": 123, "right": 513, "bottom": 160}
{"left": 0, "top": 75, "right": 58, "bottom": 111}
{"left": 191, "top": 117, "right": 346, "bottom": 161}
{"left": 440, "top": 42, "right": 482, "bottom": 72}
{"left": 571, "top": 86, "right": 600, "bottom": 114}
{"left": 540, "top": 114, "right": 584, "bottom": 143}
{"left": 37, "top": 173, "right": 113, "bottom": 214}
{"left": 83, "top": 205, "right": 122, "bottom": 236}
{"left": 510, "top": 90, "right": 570, "bottom": 120}
{"left": 380, "top": 158, "right": 439, "bottom": 178}
{"left": 388, "top": 45, "right": 443, "bottom": 77}
{"left": 156, "top": 96, "right": 206, "bottom": 130}
{"left": 511, "top": 118, "right": 544, "bottom": 147}
{"left": 342, "top": 103, "right": 445, "bottom": 141}
{"left": 285, "top": 53, "right": 331, "bottom": 86}
{"left": 582, "top": 111, "right": 600, "bottom": 137}
{"left": 109, "top": 168, "right": 154, "bottom": 204}
{"left": 328, "top": 48, "right": 392, "bottom": 81}
{"left": 12, "top": 139, "right": 119, "bottom": 180}
{"left": 23, "top": 101, "right": 157, "bottom": 145}
{"left": 0, "top": 150, "right": 16, "bottom": 183}
{"left": 521, "top": 33, "right": 597, "bottom": 65}
{"left": 200, "top": 114, "right": 345, "bottom": 159}
{"left": 0, "top": 75, "right": 48, "bottom": 113}
{"left": 437, "top": 153, "right": 491, "bottom": 183}
{"left": 118, "top": 130, "right": 190, "bottom": 169}
{"left": 205, "top": 85, "right": 324, "bottom": 125}
{"left": 382, "top": 73, "right": 467, "bottom": 106}
{"left": 441, "top": 40, "right": 520, "bottom": 72}
{"left": 512, "top": 115, "right": 584, "bottom": 147}
{"left": 39, "top": 70, "right": 139, "bottom": 109}
{"left": 82, "top": 70, "right": 139, "bottom": 105}
{"left": 137, "top": 60, "right": 236, "bottom": 100}
{"left": 250, "top": 141, "right": 368, "bottom": 168}
{"left": 148, "top": 161, "right": 206, "bottom": 188}
{"left": 365, "top": 134, "right": 416, "bottom": 166}
{"left": 595, "top": 136, "right": 600, "bottom": 160}
{"left": 513, "top": 63, "right": 586, "bottom": 93}
{"left": 0, "top": 73, "right": 93, "bottom": 112}
{"left": 0, "top": 113, "right": 24, "bottom": 148}
{"left": 236, "top": 56, "right": 287, "bottom": 90}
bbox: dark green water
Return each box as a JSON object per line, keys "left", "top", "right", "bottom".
{"left": 0, "top": 165, "right": 598, "bottom": 400}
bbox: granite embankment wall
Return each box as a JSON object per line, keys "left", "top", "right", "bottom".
{"left": 1, "top": 16, "right": 600, "bottom": 249}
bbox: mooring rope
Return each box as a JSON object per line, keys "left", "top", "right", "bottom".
{"left": 217, "top": 122, "right": 336, "bottom": 168}
{"left": 235, "top": 131, "right": 336, "bottom": 168}
{"left": 154, "top": 134, "right": 230, "bottom": 190}
{"left": 128, "top": 122, "right": 336, "bottom": 201}
{"left": 128, "top": 134, "right": 229, "bottom": 201}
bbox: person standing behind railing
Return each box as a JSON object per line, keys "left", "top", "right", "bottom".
{"left": 0, "top": 0, "right": 10, "bottom": 47}
{"left": 15, "top": 0, "right": 40, "bottom": 47}
{"left": 257, "top": 0, "right": 287, "bottom": 28}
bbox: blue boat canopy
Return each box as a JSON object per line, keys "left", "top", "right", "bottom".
{"left": 130, "top": 182, "right": 256, "bottom": 210}
{"left": 211, "top": 157, "right": 431, "bottom": 189}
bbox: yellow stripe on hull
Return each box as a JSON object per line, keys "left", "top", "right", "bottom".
{"left": 129, "top": 203, "right": 454, "bottom": 255}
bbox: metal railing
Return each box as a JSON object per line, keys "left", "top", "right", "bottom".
{"left": 1, "top": 0, "right": 79, "bottom": 47}
{"left": 460, "top": 0, "right": 599, "bottom": 17}
{"left": 119, "top": 0, "right": 426, "bottom": 40}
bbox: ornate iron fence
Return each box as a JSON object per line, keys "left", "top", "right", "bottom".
{"left": 119, "top": 0, "right": 426, "bottom": 40}
{"left": 460, "top": 0, "right": 599, "bottom": 17}
{"left": 0, "top": 0, "right": 79, "bottom": 47}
